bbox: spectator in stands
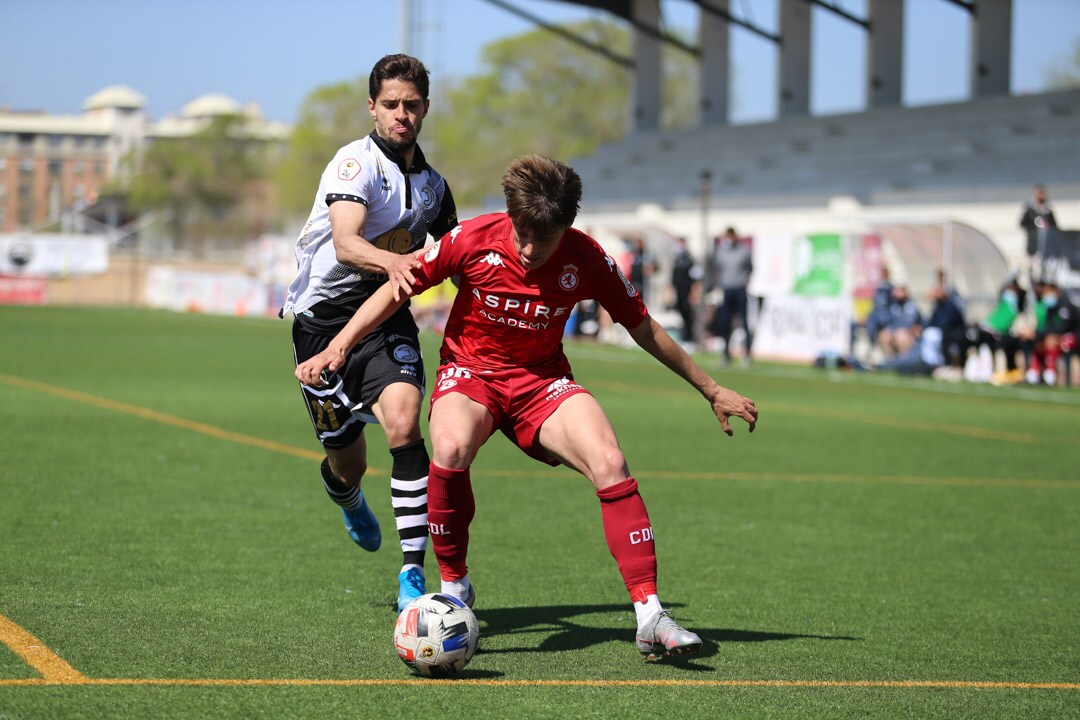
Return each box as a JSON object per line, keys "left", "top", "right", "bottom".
{"left": 967, "top": 273, "right": 1026, "bottom": 383}
{"left": 877, "top": 284, "right": 922, "bottom": 358}
{"left": 865, "top": 266, "right": 894, "bottom": 358}
{"left": 708, "top": 227, "right": 754, "bottom": 366}
{"left": 875, "top": 329, "right": 943, "bottom": 377}
{"left": 1020, "top": 184, "right": 1057, "bottom": 259}
{"left": 1023, "top": 278, "right": 1078, "bottom": 386}
{"left": 670, "top": 236, "right": 702, "bottom": 346}
{"left": 925, "top": 269, "right": 967, "bottom": 368}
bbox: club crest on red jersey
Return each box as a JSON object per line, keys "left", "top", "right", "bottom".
{"left": 559, "top": 264, "right": 580, "bottom": 291}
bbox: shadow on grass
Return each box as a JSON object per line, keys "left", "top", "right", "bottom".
{"left": 475, "top": 603, "right": 858, "bottom": 667}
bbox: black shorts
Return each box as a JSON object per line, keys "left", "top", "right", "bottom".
{"left": 292, "top": 318, "right": 426, "bottom": 449}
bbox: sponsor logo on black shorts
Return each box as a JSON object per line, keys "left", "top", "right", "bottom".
{"left": 393, "top": 344, "right": 420, "bottom": 364}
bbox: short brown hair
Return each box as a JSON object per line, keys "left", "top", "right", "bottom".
{"left": 502, "top": 155, "right": 582, "bottom": 237}
{"left": 369, "top": 54, "right": 430, "bottom": 101}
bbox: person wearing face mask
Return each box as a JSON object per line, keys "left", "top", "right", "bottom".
{"left": 967, "top": 273, "right": 1026, "bottom": 381}
{"left": 1024, "top": 278, "right": 1078, "bottom": 386}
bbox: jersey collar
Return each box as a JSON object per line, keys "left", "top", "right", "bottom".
{"left": 369, "top": 131, "right": 431, "bottom": 174}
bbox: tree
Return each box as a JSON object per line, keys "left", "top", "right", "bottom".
{"left": 274, "top": 81, "right": 372, "bottom": 217}
{"left": 1046, "top": 37, "right": 1080, "bottom": 90}
{"left": 276, "top": 20, "right": 700, "bottom": 212}
{"left": 123, "top": 114, "right": 270, "bottom": 257}
{"left": 428, "top": 21, "right": 698, "bottom": 207}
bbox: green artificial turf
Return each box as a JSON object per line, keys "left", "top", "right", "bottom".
{"left": 1, "top": 306, "right": 1077, "bottom": 718}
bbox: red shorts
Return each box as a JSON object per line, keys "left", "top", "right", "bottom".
{"left": 429, "top": 361, "right": 591, "bottom": 465}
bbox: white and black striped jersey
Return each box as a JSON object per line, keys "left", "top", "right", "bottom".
{"left": 281, "top": 131, "right": 457, "bottom": 335}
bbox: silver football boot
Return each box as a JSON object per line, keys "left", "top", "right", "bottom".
{"left": 635, "top": 610, "right": 702, "bottom": 661}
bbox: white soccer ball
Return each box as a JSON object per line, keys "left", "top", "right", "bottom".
{"left": 393, "top": 593, "right": 480, "bottom": 677}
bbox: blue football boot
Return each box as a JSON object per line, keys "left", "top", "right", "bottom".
{"left": 342, "top": 497, "right": 381, "bottom": 552}
{"left": 396, "top": 566, "right": 427, "bottom": 614}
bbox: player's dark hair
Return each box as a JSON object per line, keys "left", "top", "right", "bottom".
{"left": 502, "top": 155, "right": 582, "bottom": 237}
{"left": 369, "top": 54, "right": 430, "bottom": 101}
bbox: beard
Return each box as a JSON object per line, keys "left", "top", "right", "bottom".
{"left": 379, "top": 124, "right": 418, "bottom": 155}
{"left": 384, "top": 136, "right": 416, "bottom": 154}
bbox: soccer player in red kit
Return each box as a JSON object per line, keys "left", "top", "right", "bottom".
{"left": 296, "top": 155, "right": 758, "bottom": 660}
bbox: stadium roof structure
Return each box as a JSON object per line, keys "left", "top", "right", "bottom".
{"left": 482, "top": 0, "right": 1012, "bottom": 130}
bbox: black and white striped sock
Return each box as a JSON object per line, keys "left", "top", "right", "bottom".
{"left": 320, "top": 457, "right": 361, "bottom": 510}
{"left": 390, "top": 440, "right": 429, "bottom": 567}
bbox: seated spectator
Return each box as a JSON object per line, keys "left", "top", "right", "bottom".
{"left": 877, "top": 284, "right": 922, "bottom": 358}
{"left": 925, "top": 269, "right": 967, "bottom": 368}
{"left": 865, "top": 268, "right": 893, "bottom": 358}
{"left": 967, "top": 273, "right": 1025, "bottom": 382}
{"left": 1024, "top": 278, "right": 1078, "bottom": 386}
{"left": 876, "top": 327, "right": 945, "bottom": 377}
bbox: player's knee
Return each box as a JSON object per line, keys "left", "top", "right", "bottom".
{"left": 430, "top": 435, "right": 474, "bottom": 470}
{"left": 591, "top": 447, "right": 629, "bottom": 484}
{"left": 381, "top": 412, "right": 420, "bottom": 447}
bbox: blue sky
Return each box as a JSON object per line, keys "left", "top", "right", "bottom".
{"left": 0, "top": 0, "right": 1077, "bottom": 125}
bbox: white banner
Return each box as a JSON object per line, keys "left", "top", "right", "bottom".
{"left": 754, "top": 295, "right": 851, "bottom": 361}
{"left": 0, "top": 234, "right": 109, "bottom": 276}
{"left": 145, "top": 266, "right": 274, "bottom": 317}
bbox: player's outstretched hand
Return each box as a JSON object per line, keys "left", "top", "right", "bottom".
{"left": 385, "top": 250, "right": 425, "bottom": 302}
{"left": 710, "top": 387, "right": 758, "bottom": 436}
{"left": 295, "top": 347, "right": 346, "bottom": 387}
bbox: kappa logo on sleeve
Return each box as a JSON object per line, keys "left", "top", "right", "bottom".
{"left": 606, "top": 255, "right": 637, "bottom": 297}
{"left": 337, "top": 158, "right": 361, "bottom": 181}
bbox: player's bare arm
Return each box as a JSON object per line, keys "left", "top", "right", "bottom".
{"left": 329, "top": 201, "right": 421, "bottom": 297}
{"left": 294, "top": 281, "right": 412, "bottom": 386}
{"left": 627, "top": 315, "right": 758, "bottom": 436}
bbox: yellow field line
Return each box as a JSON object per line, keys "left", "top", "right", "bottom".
{"left": 0, "top": 373, "right": 323, "bottom": 462}
{"left": 1, "top": 373, "right": 1074, "bottom": 489}
{"left": 1, "top": 677, "right": 1077, "bottom": 690}
{"left": 2, "top": 610, "right": 1076, "bottom": 691}
{"left": 0, "top": 615, "right": 86, "bottom": 683}
{"left": 590, "top": 379, "right": 1056, "bottom": 445}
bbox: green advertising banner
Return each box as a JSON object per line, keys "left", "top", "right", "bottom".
{"left": 793, "top": 233, "right": 843, "bottom": 297}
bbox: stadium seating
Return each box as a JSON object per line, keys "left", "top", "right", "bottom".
{"left": 573, "top": 88, "right": 1080, "bottom": 212}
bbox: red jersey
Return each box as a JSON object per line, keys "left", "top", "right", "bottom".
{"left": 412, "top": 213, "right": 648, "bottom": 370}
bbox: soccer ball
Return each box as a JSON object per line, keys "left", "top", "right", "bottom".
{"left": 393, "top": 593, "right": 480, "bottom": 677}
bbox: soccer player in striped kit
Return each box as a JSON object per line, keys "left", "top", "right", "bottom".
{"left": 282, "top": 55, "right": 457, "bottom": 613}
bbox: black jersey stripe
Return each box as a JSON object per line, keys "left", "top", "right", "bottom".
{"left": 326, "top": 193, "right": 366, "bottom": 206}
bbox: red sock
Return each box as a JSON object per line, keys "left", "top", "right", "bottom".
{"left": 596, "top": 478, "right": 658, "bottom": 601}
{"left": 1045, "top": 347, "right": 1061, "bottom": 373}
{"left": 426, "top": 463, "right": 474, "bottom": 581}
